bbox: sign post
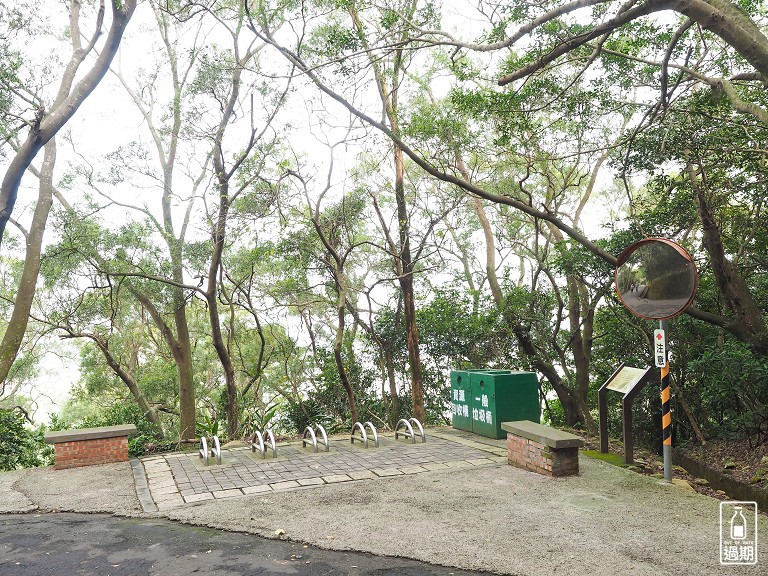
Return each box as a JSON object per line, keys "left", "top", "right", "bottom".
{"left": 659, "top": 319, "right": 672, "bottom": 481}
{"left": 614, "top": 238, "right": 698, "bottom": 483}
{"left": 598, "top": 363, "right": 655, "bottom": 464}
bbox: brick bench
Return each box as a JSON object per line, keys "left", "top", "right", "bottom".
{"left": 502, "top": 420, "right": 584, "bottom": 477}
{"left": 44, "top": 424, "right": 137, "bottom": 470}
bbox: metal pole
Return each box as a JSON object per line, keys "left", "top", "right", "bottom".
{"left": 622, "top": 396, "right": 633, "bottom": 465}
{"left": 660, "top": 319, "right": 672, "bottom": 482}
{"left": 598, "top": 387, "right": 609, "bottom": 454}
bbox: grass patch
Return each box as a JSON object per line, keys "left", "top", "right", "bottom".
{"left": 582, "top": 449, "right": 629, "bottom": 467}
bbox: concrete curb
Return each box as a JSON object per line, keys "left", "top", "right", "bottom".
{"left": 129, "top": 459, "right": 158, "bottom": 513}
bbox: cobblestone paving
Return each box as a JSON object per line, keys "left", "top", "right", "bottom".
{"left": 140, "top": 431, "right": 507, "bottom": 511}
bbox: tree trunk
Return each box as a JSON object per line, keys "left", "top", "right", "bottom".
{"left": 208, "top": 148, "right": 237, "bottom": 439}
{"left": 135, "top": 290, "right": 195, "bottom": 442}
{"left": 393, "top": 144, "right": 426, "bottom": 423}
{"left": 390, "top": 95, "right": 424, "bottom": 422}
{"left": 689, "top": 163, "right": 768, "bottom": 354}
{"left": 172, "top": 284, "right": 196, "bottom": 441}
{"left": 347, "top": 5, "right": 424, "bottom": 422}
{"left": 401, "top": 276, "right": 425, "bottom": 422}
{"left": 384, "top": 347, "right": 400, "bottom": 427}
{"left": 670, "top": 375, "right": 706, "bottom": 446}
{"left": 455, "top": 152, "right": 503, "bottom": 306}
{"left": 334, "top": 281, "right": 359, "bottom": 424}
{"left": 567, "top": 278, "right": 598, "bottom": 434}
{"left": 92, "top": 336, "right": 164, "bottom": 437}
{"left": 0, "top": 140, "right": 54, "bottom": 386}
{"left": 206, "top": 194, "right": 238, "bottom": 439}
{"left": 0, "top": 0, "right": 136, "bottom": 383}
{"left": 458, "top": 150, "right": 594, "bottom": 431}
{"left": 507, "top": 319, "right": 584, "bottom": 426}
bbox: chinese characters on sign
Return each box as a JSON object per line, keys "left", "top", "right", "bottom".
{"left": 653, "top": 328, "right": 666, "bottom": 368}
{"left": 450, "top": 391, "right": 492, "bottom": 425}
{"left": 451, "top": 388, "right": 469, "bottom": 418}
{"left": 720, "top": 501, "right": 758, "bottom": 565}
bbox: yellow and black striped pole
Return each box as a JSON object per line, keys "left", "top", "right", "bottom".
{"left": 660, "top": 320, "right": 672, "bottom": 482}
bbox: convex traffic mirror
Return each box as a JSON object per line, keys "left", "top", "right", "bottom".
{"left": 614, "top": 238, "right": 698, "bottom": 320}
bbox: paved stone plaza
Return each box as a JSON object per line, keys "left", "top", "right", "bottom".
{"left": 136, "top": 430, "right": 508, "bottom": 511}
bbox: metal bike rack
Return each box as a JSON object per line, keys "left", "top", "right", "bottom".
{"left": 198, "top": 436, "right": 209, "bottom": 466}
{"left": 211, "top": 435, "right": 222, "bottom": 465}
{"left": 251, "top": 429, "right": 277, "bottom": 459}
{"left": 350, "top": 421, "right": 379, "bottom": 448}
{"left": 395, "top": 418, "right": 426, "bottom": 443}
{"left": 302, "top": 423, "right": 330, "bottom": 452}
{"left": 199, "top": 435, "right": 223, "bottom": 465}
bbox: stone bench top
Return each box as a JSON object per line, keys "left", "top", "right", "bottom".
{"left": 501, "top": 421, "right": 584, "bottom": 449}
{"left": 44, "top": 424, "right": 137, "bottom": 445}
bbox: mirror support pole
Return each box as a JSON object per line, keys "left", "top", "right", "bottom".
{"left": 660, "top": 319, "right": 672, "bottom": 483}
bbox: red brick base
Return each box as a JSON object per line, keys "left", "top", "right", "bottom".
{"left": 507, "top": 434, "right": 579, "bottom": 476}
{"left": 53, "top": 436, "right": 130, "bottom": 470}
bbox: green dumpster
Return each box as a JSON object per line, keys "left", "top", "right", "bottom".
{"left": 451, "top": 370, "right": 540, "bottom": 439}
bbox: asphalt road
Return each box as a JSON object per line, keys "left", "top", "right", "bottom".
{"left": 0, "top": 513, "right": 490, "bottom": 576}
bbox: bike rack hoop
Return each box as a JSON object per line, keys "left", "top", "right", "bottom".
{"left": 251, "top": 430, "right": 266, "bottom": 458}
{"left": 211, "top": 435, "right": 222, "bottom": 465}
{"left": 315, "top": 424, "right": 330, "bottom": 451}
{"left": 198, "top": 436, "right": 209, "bottom": 466}
{"left": 351, "top": 421, "right": 379, "bottom": 448}
{"left": 302, "top": 426, "right": 318, "bottom": 452}
{"left": 363, "top": 421, "right": 379, "bottom": 447}
{"left": 409, "top": 418, "right": 426, "bottom": 443}
{"left": 395, "top": 418, "right": 426, "bottom": 443}
{"left": 264, "top": 429, "right": 277, "bottom": 458}
{"left": 350, "top": 422, "right": 369, "bottom": 448}
{"left": 303, "top": 424, "right": 330, "bottom": 452}
{"left": 252, "top": 429, "right": 277, "bottom": 459}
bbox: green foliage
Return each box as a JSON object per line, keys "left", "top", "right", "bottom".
{"left": 690, "top": 341, "right": 768, "bottom": 447}
{"left": 196, "top": 412, "right": 221, "bottom": 439}
{"left": 0, "top": 408, "right": 52, "bottom": 470}
{"left": 309, "top": 21, "right": 363, "bottom": 58}
{"left": 187, "top": 46, "right": 236, "bottom": 97}
{"left": 246, "top": 402, "right": 280, "bottom": 433}
{"left": 7, "top": 0, "right": 768, "bottom": 467}
{"left": 127, "top": 434, "right": 177, "bottom": 458}
{"left": 372, "top": 288, "right": 536, "bottom": 426}
{"left": 282, "top": 345, "right": 377, "bottom": 434}
{"left": 542, "top": 398, "right": 567, "bottom": 428}
{"left": 283, "top": 399, "right": 340, "bottom": 436}
{"left": 413, "top": 288, "right": 507, "bottom": 368}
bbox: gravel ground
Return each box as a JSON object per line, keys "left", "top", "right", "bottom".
{"left": 0, "top": 470, "right": 35, "bottom": 513}
{"left": 5, "top": 462, "right": 144, "bottom": 516}
{"left": 3, "top": 455, "right": 767, "bottom": 575}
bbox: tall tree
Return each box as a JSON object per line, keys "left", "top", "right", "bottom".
{"left": 344, "top": 0, "right": 431, "bottom": 422}
{"left": 296, "top": 165, "right": 368, "bottom": 425}
{"left": 193, "top": 4, "right": 290, "bottom": 437}
{"left": 0, "top": 0, "right": 136, "bottom": 390}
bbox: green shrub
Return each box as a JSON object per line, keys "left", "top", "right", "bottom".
{"left": 0, "top": 408, "right": 53, "bottom": 470}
